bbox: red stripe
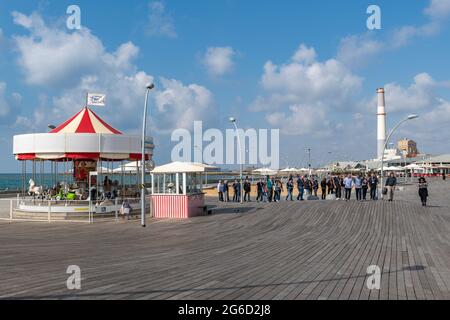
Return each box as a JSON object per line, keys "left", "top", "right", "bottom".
{"left": 17, "top": 153, "right": 36, "bottom": 160}
{"left": 89, "top": 109, "right": 122, "bottom": 134}
{"left": 50, "top": 108, "right": 85, "bottom": 133}
{"left": 65, "top": 153, "right": 100, "bottom": 160}
{"left": 129, "top": 153, "right": 150, "bottom": 161}
{"left": 152, "top": 195, "right": 194, "bottom": 219}
{"left": 76, "top": 109, "right": 96, "bottom": 133}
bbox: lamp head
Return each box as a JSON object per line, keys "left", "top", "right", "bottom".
{"left": 146, "top": 83, "right": 155, "bottom": 90}
{"left": 229, "top": 117, "right": 236, "bottom": 123}
{"left": 407, "top": 114, "right": 419, "bottom": 120}
{"left": 48, "top": 124, "right": 56, "bottom": 130}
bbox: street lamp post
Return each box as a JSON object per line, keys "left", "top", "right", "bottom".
{"left": 380, "top": 114, "right": 419, "bottom": 200}
{"left": 229, "top": 117, "right": 244, "bottom": 204}
{"left": 307, "top": 148, "right": 312, "bottom": 176}
{"left": 141, "top": 83, "right": 155, "bottom": 227}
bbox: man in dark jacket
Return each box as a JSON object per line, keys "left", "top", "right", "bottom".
{"left": 244, "top": 180, "right": 251, "bottom": 202}
{"left": 256, "top": 179, "right": 263, "bottom": 202}
{"left": 385, "top": 173, "right": 397, "bottom": 201}
{"left": 297, "top": 175, "right": 305, "bottom": 201}
{"left": 333, "top": 175, "right": 341, "bottom": 199}
{"left": 369, "top": 174, "right": 378, "bottom": 200}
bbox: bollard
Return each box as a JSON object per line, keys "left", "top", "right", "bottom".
{"left": 48, "top": 201, "right": 51, "bottom": 222}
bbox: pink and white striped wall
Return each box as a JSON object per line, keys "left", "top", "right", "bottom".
{"left": 151, "top": 194, "right": 205, "bottom": 219}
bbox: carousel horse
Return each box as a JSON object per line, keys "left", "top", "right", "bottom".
{"left": 28, "top": 179, "right": 43, "bottom": 198}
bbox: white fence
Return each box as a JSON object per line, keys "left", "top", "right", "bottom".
{"left": 0, "top": 197, "right": 150, "bottom": 223}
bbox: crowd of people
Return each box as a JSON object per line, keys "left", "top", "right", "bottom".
{"left": 216, "top": 172, "right": 435, "bottom": 205}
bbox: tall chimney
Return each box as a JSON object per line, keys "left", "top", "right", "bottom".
{"left": 377, "top": 88, "right": 386, "bottom": 160}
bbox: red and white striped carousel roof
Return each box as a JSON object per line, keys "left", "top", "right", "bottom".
{"left": 50, "top": 107, "right": 122, "bottom": 134}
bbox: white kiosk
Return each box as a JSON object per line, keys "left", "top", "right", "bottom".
{"left": 151, "top": 162, "right": 215, "bottom": 219}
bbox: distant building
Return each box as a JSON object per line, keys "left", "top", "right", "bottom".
{"left": 398, "top": 139, "right": 419, "bottom": 158}
{"left": 384, "top": 148, "right": 401, "bottom": 161}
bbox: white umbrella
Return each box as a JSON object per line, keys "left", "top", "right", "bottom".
{"left": 405, "top": 163, "right": 421, "bottom": 169}
{"left": 384, "top": 166, "right": 403, "bottom": 171}
{"left": 253, "top": 168, "right": 278, "bottom": 175}
{"left": 280, "top": 167, "right": 299, "bottom": 173}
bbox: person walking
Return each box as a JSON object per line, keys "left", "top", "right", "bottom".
{"left": 256, "top": 179, "right": 263, "bottom": 202}
{"left": 327, "top": 176, "right": 334, "bottom": 195}
{"left": 443, "top": 173, "right": 447, "bottom": 181}
{"left": 313, "top": 177, "right": 319, "bottom": 197}
{"left": 244, "top": 179, "right": 251, "bottom": 202}
{"left": 235, "top": 180, "right": 241, "bottom": 202}
{"left": 286, "top": 179, "right": 294, "bottom": 201}
{"left": 267, "top": 176, "right": 274, "bottom": 203}
{"left": 320, "top": 177, "right": 327, "bottom": 200}
{"left": 344, "top": 174, "right": 354, "bottom": 201}
{"left": 385, "top": 172, "right": 397, "bottom": 202}
{"left": 297, "top": 175, "right": 305, "bottom": 201}
{"left": 224, "top": 180, "right": 229, "bottom": 202}
{"left": 232, "top": 179, "right": 239, "bottom": 202}
{"left": 418, "top": 177, "right": 429, "bottom": 206}
{"left": 274, "top": 180, "right": 283, "bottom": 202}
{"left": 362, "top": 175, "right": 369, "bottom": 201}
{"left": 333, "top": 175, "right": 342, "bottom": 199}
{"left": 217, "top": 180, "right": 224, "bottom": 202}
{"left": 304, "top": 177, "right": 312, "bottom": 197}
{"left": 262, "top": 181, "right": 268, "bottom": 203}
{"left": 354, "top": 174, "right": 363, "bottom": 201}
{"left": 369, "top": 174, "right": 378, "bottom": 200}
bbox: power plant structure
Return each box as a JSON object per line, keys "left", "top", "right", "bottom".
{"left": 377, "top": 88, "right": 387, "bottom": 160}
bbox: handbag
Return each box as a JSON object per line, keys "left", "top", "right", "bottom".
{"left": 382, "top": 187, "right": 388, "bottom": 195}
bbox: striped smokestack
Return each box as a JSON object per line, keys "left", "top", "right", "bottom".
{"left": 377, "top": 88, "right": 386, "bottom": 160}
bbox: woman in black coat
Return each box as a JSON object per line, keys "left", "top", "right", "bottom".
{"left": 418, "top": 177, "right": 429, "bottom": 207}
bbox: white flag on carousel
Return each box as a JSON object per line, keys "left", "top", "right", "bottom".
{"left": 86, "top": 93, "right": 106, "bottom": 107}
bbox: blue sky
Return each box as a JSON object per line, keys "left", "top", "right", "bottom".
{"left": 1, "top": 0, "right": 450, "bottom": 172}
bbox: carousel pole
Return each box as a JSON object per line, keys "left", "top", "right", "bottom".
{"left": 121, "top": 160, "right": 124, "bottom": 201}
{"left": 32, "top": 160, "right": 36, "bottom": 184}
{"left": 22, "top": 161, "right": 25, "bottom": 198}
{"left": 141, "top": 83, "right": 155, "bottom": 228}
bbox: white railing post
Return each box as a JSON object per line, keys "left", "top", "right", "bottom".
{"left": 115, "top": 198, "right": 118, "bottom": 222}
{"left": 48, "top": 200, "right": 51, "bottom": 223}
{"left": 9, "top": 200, "right": 13, "bottom": 221}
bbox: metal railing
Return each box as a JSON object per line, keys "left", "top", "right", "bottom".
{"left": 0, "top": 196, "right": 150, "bottom": 224}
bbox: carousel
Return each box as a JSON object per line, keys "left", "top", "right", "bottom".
{"left": 13, "top": 107, "right": 154, "bottom": 217}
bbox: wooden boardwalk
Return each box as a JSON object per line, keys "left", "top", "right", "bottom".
{"left": 0, "top": 179, "right": 449, "bottom": 300}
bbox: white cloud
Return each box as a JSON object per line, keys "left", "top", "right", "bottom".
{"left": 266, "top": 105, "right": 329, "bottom": 136}
{"left": 12, "top": 11, "right": 107, "bottom": 86}
{"left": 250, "top": 44, "right": 363, "bottom": 138}
{"left": 338, "top": 0, "right": 450, "bottom": 68}
{"left": 390, "top": 0, "right": 450, "bottom": 46}
{"left": 337, "top": 34, "right": 383, "bottom": 68}
{"left": 291, "top": 44, "right": 316, "bottom": 64}
{"left": 0, "top": 82, "right": 11, "bottom": 117}
{"left": 153, "top": 78, "right": 215, "bottom": 132}
{"left": 381, "top": 73, "right": 436, "bottom": 112}
{"left": 425, "top": 0, "right": 450, "bottom": 20}
{"left": 251, "top": 44, "right": 362, "bottom": 113}
{"left": 203, "top": 46, "right": 236, "bottom": 76}
{"left": 367, "top": 72, "right": 450, "bottom": 114}
{"left": 146, "top": 1, "right": 177, "bottom": 38}
{"left": 11, "top": 12, "right": 215, "bottom": 134}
